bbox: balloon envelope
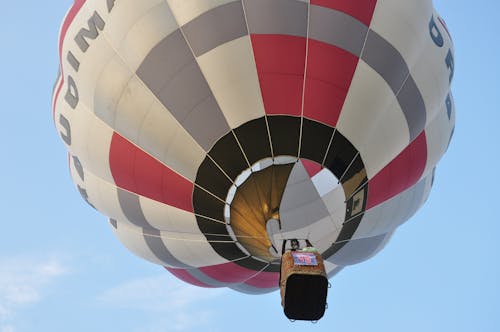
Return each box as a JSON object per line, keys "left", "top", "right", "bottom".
{"left": 53, "top": 0, "right": 455, "bottom": 294}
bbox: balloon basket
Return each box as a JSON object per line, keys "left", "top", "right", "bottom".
{"left": 279, "top": 250, "right": 328, "bottom": 321}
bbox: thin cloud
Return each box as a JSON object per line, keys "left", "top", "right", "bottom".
{"left": 98, "top": 274, "right": 226, "bottom": 331}
{"left": 0, "top": 256, "right": 68, "bottom": 330}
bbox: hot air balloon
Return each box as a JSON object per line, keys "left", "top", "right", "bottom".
{"left": 53, "top": 0, "right": 455, "bottom": 318}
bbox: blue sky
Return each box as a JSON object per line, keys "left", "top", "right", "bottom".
{"left": 0, "top": 1, "right": 499, "bottom": 331}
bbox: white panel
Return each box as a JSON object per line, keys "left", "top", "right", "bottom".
{"left": 273, "top": 215, "right": 340, "bottom": 254}
{"left": 84, "top": 114, "right": 115, "bottom": 183}
{"left": 111, "top": 220, "right": 167, "bottom": 266}
{"left": 420, "top": 172, "right": 434, "bottom": 207}
{"left": 113, "top": 2, "right": 179, "bottom": 72}
{"left": 57, "top": 100, "right": 114, "bottom": 184}
{"left": 94, "top": 55, "right": 134, "bottom": 127}
{"left": 197, "top": 36, "right": 266, "bottom": 128}
{"left": 329, "top": 232, "right": 394, "bottom": 266}
{"left": 71, "top": 29, "right": 116, "bottom": 113}
{"left": 140, "top": 198, "right": 227, "bottom": 267}
{"left": 102, "top": 0, "right": 165, "bottom": 50}
{"left": 282, "top": 163, "right": 323, "bottom": 209}
{"left": 114, "top": 75, "right": 155, "bottom": 142}
{"left": 84, "top": 0, "right": 110, "bottom": 17}
{"left": 78, "top": 169, "right": 129, "bottom": 223}
{"left": 355, "top": 195, "right": 412, "bottom": 239}
{"left": 308, "top": 217, "right": 342, "bottom": 253}
{"left": 146, "top": 99, "right": 205, "bottom": 181}
{"left": 337, "top": 61, "right": 410, "bottom": 179}
{"left": 109, "top": 71, "right": 206, "bottom": 182}
{"left": 423, "top": 101, "right": 455, "bottom": 176}
{"left": 370, "top": 0, "right": 433, "bottom": 69}
{"left": 140, "top": 198, "right": 195, "bottom": 233}
{"left": 320, "top": 186, "right": 346, "bottom": 229}
{"left": 411, "top": 45, "right": 453, "bottom": 125}
{"left": 312, "top": 169, "right": 340, "bottom": 197}
{"left": 166, "top": 0, "right": 237, "bottom": 26}
{"left": 372, "top": 2, "right": 454, "bottom": 127}
{"left": 54, "top": 94, "right": 92, "bottom": 163}
{"left": 162, "top": 231, "right": 228, "bottom": 268}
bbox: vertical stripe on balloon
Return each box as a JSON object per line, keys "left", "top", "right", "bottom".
{"left": 250, "top": 35, "right": 306, "bottom": 116}
{"left": 303, "top": 40, "right": 359, "bottom": 127}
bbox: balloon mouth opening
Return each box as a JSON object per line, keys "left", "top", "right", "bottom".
{"left": 223, "top": 157, "right": 341, "bottom": 263}
{"left": 223, "top": 156, "right": 299, "bottom": 220}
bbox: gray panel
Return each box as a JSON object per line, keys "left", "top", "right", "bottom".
{"left": 393, "top": 178, "right": 427, "bottom": 228}
{"left": 117, "top": 189, "right": 191, "bottom": 269}
{"left": 182, "top": 96, "right": 231, "bottom": 151}
{"left": 182, "top": 1, "right": 248, "bottom": 57}
{"left": 137, "top": 29, "right": 231, "bottom": 151}
{"left": 361, "top": 30, "right": 427, "bottom": 141}
{"left": 158, "top": 61, "right": 210, "bottom": 121}
{"left": 283, "top": 162, "right": 323, "bottom": 207}
{"left": 329, "top": 233, "right": 389, "bottom": 266}
{"left": 362, "top": 30, "right": 409, "bottom": 94}
{"left": 157, "top": 61, "right": 230, "bottom": 151}
{"left": 118, "top": 189, "right": 153, "bottom": 229}
{"left": 143, "top": 228, "right": 192, "bottom": 269}
{"left": 309, "top": 5, "right": 368, "bottom": 56}
{"left": 281, "top": 199, "right": 331, "bottom": 232}
{"left": 243, "top": 0, "right": 308, "bottom": 37}
{"left": 397, "top": 76, "right": 427, "bottom": 140}
{"left": 280, "top": 162, "right": 331, "bottom": 232}
{"left": 136, "top": 30, "right": 193, "bottom": 95}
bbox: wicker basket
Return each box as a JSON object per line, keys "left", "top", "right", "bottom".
{"left": 280, "top": 250, "right": 328, "bottom": 321}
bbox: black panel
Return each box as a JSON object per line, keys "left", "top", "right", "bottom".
{"left": 233, "top": 117, "right": 272, "bottom": 165}
{"left": 340, "top": 154, "right": 366, "bottom": 183}
{"left": 195, "top": 215, "right": 228, "bottom": 240}
{"left": 324, "top": 130, "right": 358, "bottom": 179}
{"left": 233, "top": 256, "right": 272, "bottom": 272}
{"left": 210, "top": 242, "right": 248, "bottom": 261}
{"left": 337, "top": 217, "right": 362, "bottom": 243}
{"left": 267, "top": 116, "right": 301, "bottom": 157}
{"left": 300, "top": 118, "right": 335, "bottom": 164}
{"left": 192, "top": 187, "right": 225, "bottom": 221}
{"left": 197, "top": 214, "right": 276, "bottom": 270}
{"left": 195, "top": 157, "right": 233, "bottom": 200}
{"left": 208, "top": 132, "right": 248, "bottom": 181}
{"left": 196, "top": 215, "right": 247, "bottom": 261}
